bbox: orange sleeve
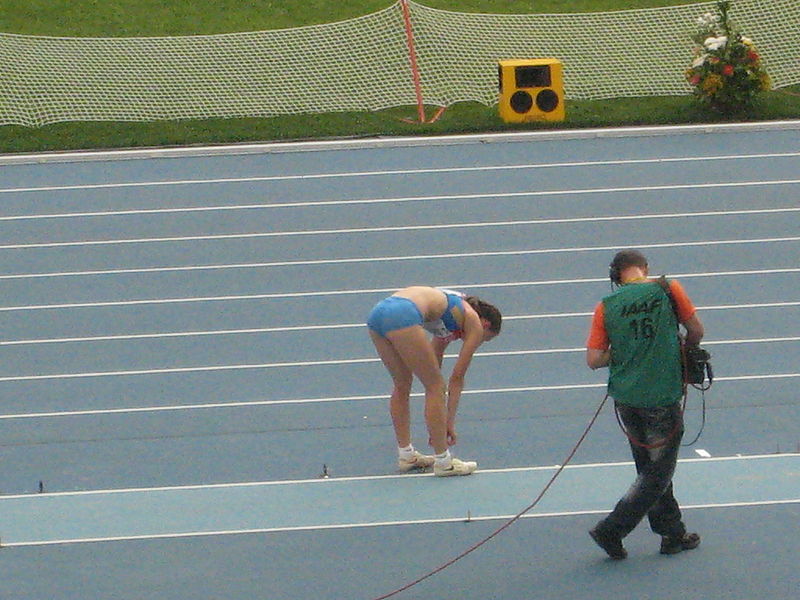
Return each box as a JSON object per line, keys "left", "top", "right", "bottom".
{"left": 668, "top": 280, "right": 696, "bottom": 323}
{"left": 586, "top": 302, "right": 609, "bottom": 350}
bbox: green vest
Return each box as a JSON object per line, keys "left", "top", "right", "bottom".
{"left": 602, "top": 281, "right": 682, "bottom": 407}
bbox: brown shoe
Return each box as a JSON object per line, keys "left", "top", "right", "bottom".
{"left": 660, "top": 532, "right": 701, "bottom": 555}
{"left": 590, "top": 525, "right": 627, "bottom": 560}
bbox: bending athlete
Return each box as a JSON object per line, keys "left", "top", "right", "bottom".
{"left": 367, "top": 286, "right": 502, "bottom": 476}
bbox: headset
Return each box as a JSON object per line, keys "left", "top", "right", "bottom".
{"left": 608, "top": 259, "right": 622, "bottom": 286}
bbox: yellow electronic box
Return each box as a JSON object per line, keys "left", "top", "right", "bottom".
{"left": 498, "top": 59, "right": 565, "bottom": 122}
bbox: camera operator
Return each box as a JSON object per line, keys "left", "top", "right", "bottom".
{"left": 585, "top": 249, "right": 705, "bottom": 559}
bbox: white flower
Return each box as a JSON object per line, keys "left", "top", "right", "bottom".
{"left": 704, "top": 35, "right": 728, "bottom": 51}
{"left": 692, "top": 54, "right": 708, "bottom": 68}
{"left": 696, "top": 12, "right": 720, "bottom": 27}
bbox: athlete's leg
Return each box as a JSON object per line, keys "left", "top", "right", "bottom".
{"left": 383, "top": 326, "right": 448, "bottom": 454}
{"left": 370, "top": 329, "right": 414, "bottom": 448}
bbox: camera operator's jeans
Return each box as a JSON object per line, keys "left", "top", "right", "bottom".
{"left": 600, "top": 402, "right": 687, "bottom": 539}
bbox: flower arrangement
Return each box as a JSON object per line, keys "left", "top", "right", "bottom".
{"left": 685, "top": 1, "right": 771, "bottom": 113}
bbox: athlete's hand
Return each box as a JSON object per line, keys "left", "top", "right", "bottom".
{"left": 428, "top": 428, "right": 457, "bottom": 447}
{"left": 446, "top": 427, "right": 457, "bottom": 446}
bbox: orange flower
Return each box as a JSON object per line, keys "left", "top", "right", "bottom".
{"left": 702, "top": 73, "right": 724, "bottom": 94}
{"left": 722, "top": 64, "right": 734, "bottom": 76}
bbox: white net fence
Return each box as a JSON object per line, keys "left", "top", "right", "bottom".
{"left": 1, "top": 0, "right": 798, "bottom": 127}
{"left": 411, "top": 0, "right": 800, "bottom": 106}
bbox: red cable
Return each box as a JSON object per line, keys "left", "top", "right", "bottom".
{"left": 371, "top": 392, "right": 611, "bottom": 600}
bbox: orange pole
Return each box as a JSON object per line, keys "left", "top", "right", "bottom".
{"left": 400, "top": 0, "right": 426, "bottom": 123}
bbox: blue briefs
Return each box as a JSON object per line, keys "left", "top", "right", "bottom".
{"left": 367, "top": 296, "right": 424, "bottom": 337}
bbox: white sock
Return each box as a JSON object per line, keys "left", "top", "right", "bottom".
{"left": 434, "top": 449, "right": 452, "bottom": 468}
{"left": 398, "top": 444, "right": 415, "bottom": 460}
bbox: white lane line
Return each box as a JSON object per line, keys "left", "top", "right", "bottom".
{"left": 0, "top": 338, "right": 796, "bottom": 383}
{"left": 0, "top": 453, "right": 792, "bottom": 498}
{"left": 695, "top": 449, "right": 712, "bottom": 457}
{"left": 1, "top": 267, "right": 797, "bottom": 312}
{"left": 0, "top": 463, "right": 596, "bottom": 498}
{"left": 0, "top": 355, "right": 374, "bottom": 382}
{"left": 1, "top": 178, "right": 800, "bottom": 221}
{"left": 1, "top": 301, "right": 798, "bottom": 346}
{"left": 1, "top": 236, "right": 798, "bottom": 280}
{"left": 702, "top": 337, "right": 800, "bottom": 345}
{"left": 2, "top": 151, "right": 798, "bottom": 196}
{"left": 6, "top": 498, "right": 800, "bottom": 548}
{"left": 2, "top": 206, "right": 799, "bottom": 251}
{"left": 0, "top": 374, "right": 798, "bottom": 420}
{"left": 0, "top": 322, "right": 361, "bottom": 346}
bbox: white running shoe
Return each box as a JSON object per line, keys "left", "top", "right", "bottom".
{"left": 434, "top": 457, "right": 478, "bottom": 477}
{"left": 398, "top": 451, "right": 435, "bottom": 472}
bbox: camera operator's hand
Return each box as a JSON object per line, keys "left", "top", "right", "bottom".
{"left": 682, "top": 314, "right": 704, "bottom": 346}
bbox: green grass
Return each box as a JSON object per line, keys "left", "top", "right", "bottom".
{"left": 1, "top": 0, "right": 798, "bottom": 154}
{"left": 0, "top": 1, "right": 695, "bottom": 35}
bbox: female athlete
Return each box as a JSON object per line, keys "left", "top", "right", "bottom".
{"left": 367, "top": 286, "right": 502, "bottom": 476}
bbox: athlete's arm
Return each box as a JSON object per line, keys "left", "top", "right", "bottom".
{"left": 445, "top": 312, "right": 483, "bottom": 445}
{"left": 431, "top": 335, "right": 449, "bottom": 368}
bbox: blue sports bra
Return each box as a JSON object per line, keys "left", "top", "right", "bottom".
{"left": 423, "top": 289, "right": 466, "bottom": 339}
